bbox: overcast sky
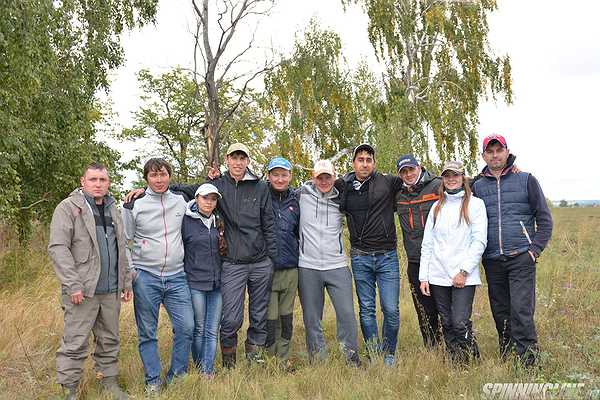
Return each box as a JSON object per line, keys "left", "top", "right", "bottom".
{"left": 108, "top": 0, "right": 600, "bottom": 200}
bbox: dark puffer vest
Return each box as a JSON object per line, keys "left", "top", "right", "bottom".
{"left": 472, "top": 170, "right": 535, "bottom": 260}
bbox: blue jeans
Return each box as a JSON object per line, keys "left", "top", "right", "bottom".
{"left": 133, "top": 269, "right": 194, "bottom": 385}
{"left": 190, "top": 288, "right": 222, "bottom": 374}
{"left": 351, "top": 249, "right": 400, "bottom": 355}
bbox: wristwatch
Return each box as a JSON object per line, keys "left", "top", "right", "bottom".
{"left": 459, "top": 269, "right": 468, "bottom": 277}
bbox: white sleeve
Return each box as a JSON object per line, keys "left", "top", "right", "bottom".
{"left": 463, "top": 198, "right": 488, "bottom": 275}
{"left": 419, "top": 201, "right": 437, "bottom": 282}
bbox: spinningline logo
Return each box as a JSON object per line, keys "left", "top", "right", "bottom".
{"left": 481, "top": 382, "right": 595, "bottom": 400}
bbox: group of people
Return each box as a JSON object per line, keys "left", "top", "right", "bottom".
{"left": 48, "top": 134, "right": 553, "bottom": 399}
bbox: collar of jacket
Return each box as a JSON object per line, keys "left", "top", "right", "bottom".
{"left": 341, "top": 170, "right": 377, "bottom": 184}
{"left": 69, "top": 188, "right": 115, "bottom": 209}
{"left": 269, "top": 185, "right": 293, "bottom": 199}
{"left": 225, "top": 168, "right": 260, "bottom": 183}
{"left": 444, "top": 190, "right": 466, "bottom": 201}
{"left": 480, "top": 153, "right": 517, "bottom": 178}
{"left": 145, "top": 187, "right": 172, "bottom": 196}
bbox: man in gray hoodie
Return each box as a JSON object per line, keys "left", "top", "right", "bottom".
{"left": 48, "top": 162, "right": 132, "bottom": 400}
{"left": 122, "top": 158, "right": 194, "bottom": 394}
{"left": 297, "top": 159, "right": 361, "bottom": 366}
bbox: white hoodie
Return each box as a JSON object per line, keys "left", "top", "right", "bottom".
{"left": 419, "top": 190, "right": 488, "bottom": 286}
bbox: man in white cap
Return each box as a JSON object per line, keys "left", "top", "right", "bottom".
{"left": 297, "top": 159, "right": 361, "bottom": 366}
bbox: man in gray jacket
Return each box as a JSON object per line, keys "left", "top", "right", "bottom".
{"left": 48, "top": 162, "right": 132, "bottom": 400}
{"left": 122, "top": 158, "right": 194, "bottom": 394}
{"left": 298, "top": 159, "right": 361, "bottom": 366}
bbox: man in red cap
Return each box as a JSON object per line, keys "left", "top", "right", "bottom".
{"left": 472, "top": 134, "right": 553, "bottom": 367}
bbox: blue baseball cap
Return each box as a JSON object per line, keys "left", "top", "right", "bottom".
{"left": 267, "top": 157, "right": 292, "bottom": 172}
{"left": 396, "top": 154, "right": 419, "bottom": 172}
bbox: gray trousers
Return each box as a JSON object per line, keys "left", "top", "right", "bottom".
{"left": 220, "top": 258, "right": 273, "bottom": 349}
{"left": 298, "top": 267, "right": 359, "bottom": 362}
{"left": 56, "top": 293, "right": 121, "bottom": 385}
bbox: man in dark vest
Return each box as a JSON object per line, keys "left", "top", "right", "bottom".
{"left": 472, "top": 134, "right": 553, "bottom": 367}
{"left": 395, "top": 155, "right": 443, "bottom": 349}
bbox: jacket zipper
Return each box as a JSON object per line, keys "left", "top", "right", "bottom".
{"left": 496, "top": 178, "right": 504, "bottom": 255}
{"left": 161, "top": 193, "right": 168, "bottom": 275}
{"left": 419, "top": 206, "right": 425, "bottom": 228}
{"left": 233, "top": 181, "right": 239, "bottom": 263}
{"left": 409, "top": 208, "right": 414, "bottom": 229}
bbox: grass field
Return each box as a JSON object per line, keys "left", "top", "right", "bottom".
{"left": 1, "top": 208, "right": 599, "bottom": 399}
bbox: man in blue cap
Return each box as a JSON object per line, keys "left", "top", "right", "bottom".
{"left": 264, "top": 157, "right": 300, "bottom": 364}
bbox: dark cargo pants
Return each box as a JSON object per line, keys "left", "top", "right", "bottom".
{"left": 220, "top": 258, "right": 273, "bottom": 349}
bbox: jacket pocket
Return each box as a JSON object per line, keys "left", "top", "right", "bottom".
{"left": 338, "top": 233, "right": 343, "bottom": 254}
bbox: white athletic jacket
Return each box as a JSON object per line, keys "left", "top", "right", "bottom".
{"left": 419, "top": 191, "right": 488, "bottom": 286}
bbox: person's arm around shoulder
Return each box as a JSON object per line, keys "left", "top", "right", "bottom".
{"left": 48, "top": 202, "right": 84, "bottom": 304}
{"left": 384, "top": 173, "right": 404, "bottom": 194}
{"left": 419, "top": 201, "right": 437, "bottom": 296}
{"left": 527, "top": 174, "right": 553, "bottom": 260}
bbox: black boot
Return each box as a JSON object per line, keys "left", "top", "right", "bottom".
{"left": 221, "top": 346, "right": 237, "bottom": 369}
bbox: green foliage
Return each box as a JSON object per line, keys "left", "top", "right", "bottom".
{"left": 0, "top": 0, "right": 158, "bottom": 240}
{"left": 121, "top": 68, "right": 206, "bottom": 183}
{"left": 344, "top": 0, "right": 513, "bottom": 173}
{"left": 122, "top": 68, "right": 275, "bottom": 182}
{"left": 263, "top": 20, "right": 381, "bottom": 182}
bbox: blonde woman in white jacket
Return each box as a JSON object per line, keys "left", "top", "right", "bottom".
{"left": 419, "top": 160, "right": 488, "bottom": 363}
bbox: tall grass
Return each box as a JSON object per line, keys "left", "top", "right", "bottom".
{"left": 0, "top": 208, "right": 598, "bottom": 399}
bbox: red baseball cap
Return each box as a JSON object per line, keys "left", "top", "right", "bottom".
{"left": 482, "top": 134, "right": 507, "bottom": 152}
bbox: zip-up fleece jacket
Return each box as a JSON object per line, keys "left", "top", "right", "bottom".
{"left": 298, "top": 182, "right": 347, "bottom": 270}
{"left": 336, "top": 171, "right": 403, "bottom": 252}
{"left": 122, "top": 188, "right": 187, "bottom": 276}
{"left": 48, "top": 189, "right": 131, "bottom": 297}
{"left": 270, "top": 187, "right": 300, "bottom": 270}
{"left": 182, "top": 200, "right": 222, "bottom": 291}
{"left": 419, "top": 191, "right": 488, "bottom": 286}
{"left": 395, "top": 169, "right": 442, "bottom": 264}
{"left": 471, "top": 154, "right": 553, "bottom": 260}
{"left": 172, "top": 169, "right": 277, "bottom": 265}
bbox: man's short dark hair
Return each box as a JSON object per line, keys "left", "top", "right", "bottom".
{"left": 84, "top": 162, "right": 107, "bottom": 174}
{"left": 143, "top": 158, "right": 172, "bottom": 180}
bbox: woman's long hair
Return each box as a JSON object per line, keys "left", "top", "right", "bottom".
{"left": 433, "top": 176, "right": 472, "bottom": 226}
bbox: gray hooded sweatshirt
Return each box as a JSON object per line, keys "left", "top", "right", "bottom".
{"left": 298, "top": 181, "right": 347, "bottom": 270}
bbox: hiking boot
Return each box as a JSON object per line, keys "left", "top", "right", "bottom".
{"left": 61, "top": 383, "right": 78, "bottom": 400}
{"left": 245, "top": 343, "right": 265, "bottom": 365}
{"left": 221, "top": 346, "right": 237, "bottom": 369}
{"left": 99, "top": 376, "right": 128, "bottom": 400}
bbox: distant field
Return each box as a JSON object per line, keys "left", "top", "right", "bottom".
{"left": 1, "top": 208, "right": 599, "bottom": 399}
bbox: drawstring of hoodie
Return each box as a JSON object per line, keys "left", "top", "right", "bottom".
{"left": 326, "top": 199, "right": 329, "bottom": 226}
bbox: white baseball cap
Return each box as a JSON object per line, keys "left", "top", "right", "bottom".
{"left": 194, "top": 183, "right": 222, "bottom": 198}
